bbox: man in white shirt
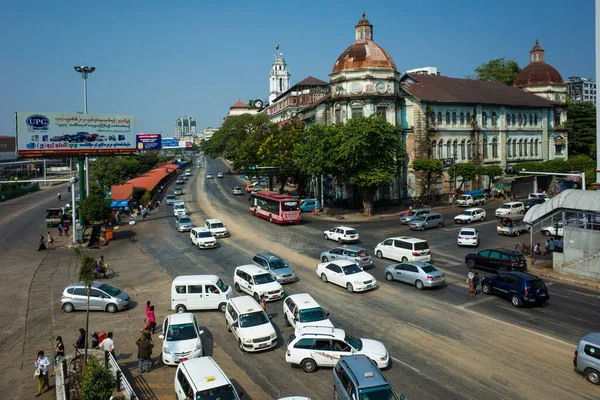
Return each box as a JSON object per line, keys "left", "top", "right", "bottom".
{"left": 97, "top": 332, "right": 115, "bottom": 367}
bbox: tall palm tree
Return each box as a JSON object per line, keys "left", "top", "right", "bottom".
{"left": 76, "top": 249, "right": 97, "bottom": 364}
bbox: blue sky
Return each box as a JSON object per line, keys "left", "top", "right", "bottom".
{"left": 0, "top": 0, "right": 594, "bottom": 137}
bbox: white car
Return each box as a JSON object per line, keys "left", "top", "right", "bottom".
{"left": 217, "top": 172, "right": 224, "bottom": 178}
{"left": 206, "top": 173, "right": 214, "bottom": 179}
{"left": 173, "top": 201, "right": 186, "bottom": 217}
{"left": 225, "top": 296, "right": 277, "bottom": 352}
{"left": 494, "top": 202, "right": 525, "bottom": 217}
{"left": 184, "top": 169, "right": 191, "bottom": 176}
{"left": 454, "top": 208, "right": 486, "bottom": 224}
{"left": 457, "top": 228, "right": 480, "bottom": 246}
{"left": 316, "top": 260, "right": 376, "bottom": 293}
{"left": 283, "top": 293, "right": 333, "bottom": 330}
{"left": 189, "top": 227, "right": 218, "bottom": 249}
{"left": 323, "top": 226, "right": 359, "bottom": 243}
{"left": 205, "top": 219, "right": 229, "bottom": 238}
{"left": 528, "top": 193, "right": 550, "bottom": 201}
{"left": 159, "top": 313, "right": 204, "bottom": 366}
{"left": 542, "top": 221, "right": 564, "bottom": 237}
{"left": 285, "top": 326, "right": 390, "bottom": 372}
{"left": 234, "top": 264, "right": 284, "bottom": 301}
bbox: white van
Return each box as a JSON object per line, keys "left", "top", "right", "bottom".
{"left": 283, "top": 293, "right": 333, "bottom": 330}
{"left": 233, "top": 264, "right": 284, "bottom": 301}
{"left": 173, "top": 201, "right": 186, "bottom": 217}
{"left": 175, "top": 357, "right": 242, "bottom": 400}
{"left": 374, "top": 236, "right": 431, "bottom": 262}
{"left": 225, "top": 296, "right": 277, "bottom": 352}
{"left": 171, "top": 275, "right": 232, "bottom": 313}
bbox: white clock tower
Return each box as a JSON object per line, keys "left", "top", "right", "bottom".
{"left": 269, "top": 43, "right": 291, "bottom": 103}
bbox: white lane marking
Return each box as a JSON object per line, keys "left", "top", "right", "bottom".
{"left": 442, "top": 220, "right": 498, "bottom": 231}
{"left": 545, "top": 282, "right": 555, "bottom": 286}
{"left": 562, "top": 288, "right": 600, "bottom": 299}
{"left": 456, "top": 296, "right": 498, "bottom": 308}
{"left": 391, "top": 356, "right": 421, "bottom": 373}
{"left": 407, "top": 322, "right": 457, "bottom": 342}
{"left": 458, "top": 307, "right": 575, "bottom": 347}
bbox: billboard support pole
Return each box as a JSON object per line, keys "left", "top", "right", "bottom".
{"left": 78, "top": 158, "right": 85, "bottom": 227}
{"left": 71, "top": 177, "right": 77, "bottom": 245}
{"left": 43, "top": 159, "right": 47, "bottom": 185}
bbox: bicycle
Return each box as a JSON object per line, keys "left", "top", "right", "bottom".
{"left": 515, "top": 242, "right": 532, "bottom": 256}
{"left": 94, "top": 263, "right": 115, "bottom": 279}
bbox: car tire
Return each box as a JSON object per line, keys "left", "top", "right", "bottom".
{"left": 238, "top": 340, "right": 245, "bottom": 352}
{"left": 218, "top": 303, "right": 227, "bottom": 313}
{"left": 415, "top": 280, "right": 424, "bottom": 290}
{"left": 498, "top": 266, "right": 507, "bottom": 273}
{"left": 106, "top": 303, "right": 118, "bottom": 313}
{"left": 420, "top": 225, "right": 425, "bottom": 231}
{"left": 385, "top": 272, "right": 394, "bottom": 281}
{"left": 301, "top": 358, "right": 317, "bottom": 373}
{"left": 324, "top": 234, "right": 328, "bottom": 240}
{"left": 346, "top": 283, "right": 354, "bottom": 293}
{"left": 321, "top": 273, "right": 328, "bottom": 283}
{"left": 401, "top": 257, "right": 408, "bottom": 263}
{"left": 585, "top": 368, "right": 600, "bottom": 385}
{"left": 62, "top": 302, "right": 75, "bottom": 313}
{"left": 285, "top": 316, "right": 291, "bottom": 326}
{"left": 176, "top": 305, "right": 187, "bottom": 314}
{"left": 467, "top": 219, "right": 472, "bottom": 224}
{"left": 438, "top": 222, "right": 443, "bottom": 228}
{"left": 234, "top": 283, "right": 241, "bottom": 292}
{"left": 482, "top": 282, "right": 492, "bottom": 294}
{"left": 511, "top": 294, "right": 522, "bottom": 307}
{"left": 543, "top": 230, "right": 551, "bottom": 236}
{"left": 467, "top": 259, "right": 476, "bottom": 269}
{"left": 226, "top": 321, "right": 231, "bottom": 332}
{"left": 376, "top": 250, "right": 383, "bottom": 259}
{"left": 337, "top": 237, "right": 343, "bottom": 244}
{"left": 321, "top": 256, "right": 329, "bottom": 262}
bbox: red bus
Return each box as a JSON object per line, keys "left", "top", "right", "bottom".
{"left": 249, "top": 191, "right": 301, "bottom": 224}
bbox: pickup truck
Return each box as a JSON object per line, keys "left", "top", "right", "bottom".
{"left": 46, "top": 208, "right": 65, "bottom": 227}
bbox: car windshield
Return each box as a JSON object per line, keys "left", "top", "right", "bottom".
{"left": 254, "top": 273, "right": 276, "bottom": 284}
{"left": 527, "top": 280, "right": 546, "bottom": 290}
{"left": 166, "top": 195, "right": 175, "bottom": 200}
{"left": 234, "top": 187, "right": 241, "bottom": 190}
{"left": 175, "top": 187, "right": 181, "bottom": 191}
{"left": 198, "top": 231, "right": 213, "bottom": 238}
{"left": 239, "top": 311, "right": 269, "bottom": 328}
{"left": 344, "top": 332, "right": 362, "bottom": 351}
{"left": 500, "top": 204, "right": 511, "bottom": 209}
{"left": 299, "top": 307, "right": 328, "bottom": 323}
{"left": 346, "top": 229, "right": 358, "bottom": 235}
{"left": 512, "top": 255, "right": 526, "bottom": 262}
{"left": 460, "top": 230, "right": 475, "bottom": 236}
{"left": 358, "top": 385, "right": 401, "bottom": 400}
{"left": 196, "top": 384, "right": 238, "bottom": 400}
{"left": 421, "top": 265, "right": 437, "bottom": 273}
{"left": 282, "top": 201, "right": 299, "bottom": 212}
{"left": 215, "top": 279, "right": 228, "bottom": 292}
{"left": 342, "top": 264, "right": 363, "bottom": 275}
{"left": 97, "top": 283, "right": 121, "bottom": 297}
{"left": 166, "top": 323, "right": 197, "bottom": 341}
{"left": 463, "top": 211, "right": 473, "bottom": 216}
{"left": 413, "top": 216, "right": 426, "bottom": 222}
{"left": 459, "top": 195, "right": 469, "bottom": 201}
{"left": 269, "top": 259, "right": 288, "bottom": 270}
{"left": 210, "top": 222, "right": 225, "bottom": 229}
{"left": 175, "top": 205, "right": 185, "bottom": 210}
{"left": 179, "top": 217, "right": 191, "bottom": 224}
{"left": 414, "top": 242, "right": 429, "bottom": 251}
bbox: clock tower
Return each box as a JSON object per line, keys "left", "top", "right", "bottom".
{"left": 269, "top": 43, "right": 291, "bottom": 103}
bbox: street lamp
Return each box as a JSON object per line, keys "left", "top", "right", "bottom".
{"left": 74, "top": 65, "right": 95, "bottom": 198}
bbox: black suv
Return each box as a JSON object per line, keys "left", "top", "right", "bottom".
{"left": 465, "top": 248, "right": 527, "bottom": 272}
{"left": 481, "top": 272, "right": 549, "bottom": 307}
{"left": 524, "top": 198, "right": 545, "bottom": 212}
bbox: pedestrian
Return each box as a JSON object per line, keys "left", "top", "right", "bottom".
{"left": 156, "top": 200, "right": 160, "bottom": 210}
{"left": 67, "top": 184, "right": 71, "bottom": 193}
{"left": 76, "top": 328, "right": 86, "bottom": 349}
{"left": 57, "top": 191, "right": 61, "bottom": 201}
{"left": 259, "top": 295, "right": 267, "bottom": 312}
{"left": 38, "top": 235, "right": 46, "bottom": 251}
{"left": 96, "top": 332, "right": 115, "bottom": 367}
{"left": 473, "top": 272, "right": 481, "bottom": 296}
{"left": 51, "top": 336, "right": 65, "bottom": 377}
{"left": 554, "top": 237, "right": 561, "bottom": 252}
{"left": 63, "top": 220, "right": 70, "bottom": 236}
{"left": 544, "top": 239, "right": 550, "bottom": 255}
{"left": 466, "top": 271, "right": 475, "bottom": 296}
{"left": 57, "top": 221, "right": 63, "bottom": 236}
{"left": 46, "top": 231, "right": 55, "bottom": 249}
{"left": 534, "top": 243, "right": 541, "bottom": 255}
{"left": 549, "top": 237, "right": 556, "bottom": 252}
{"left": 558, "top": 237, "right": 564, "bottom": 252}
{"left": 146, "top": 300, "right": 152, "bottom": 316}
{"left": 136, "top": 332, "right": 153, "bottom": 373}
{"left": 34, "top": 350, "right": 50, "bottom": 396}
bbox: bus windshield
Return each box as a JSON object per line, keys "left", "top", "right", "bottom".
{"left": 282, "top": 201, "right": 299, "bottom": 212}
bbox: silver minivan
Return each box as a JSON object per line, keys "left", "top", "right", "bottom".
{"left": 574, "top": 333, "right": 600, "bottom": 385}
{"left": 409, "top": 213, "right": 444, "bottom": 230}
{"left": 400, "top": 208, "right": 431, "bottom": 224}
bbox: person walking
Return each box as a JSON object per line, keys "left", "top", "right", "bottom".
{"left": 67, "top": 184, "right": 71, "bottom": 193}
{"left": 473, "top": 272, "right": 481, "bottom": 296}
{"left": 549, "top": 237, "right": 556, "bottom": 253}
{"left": 51, "top": 336, "right": 65, "bottom": 377}
{"left": 57, "top": 221, "right": 63, "bottom": 237}
{"left": 544, "top": 239, "right": 550, "bottom": 255}
{"left": 147, "top": 305, "right": 156, "bottom": 334}
{"left": 46, "top": 231, "right": 55, "bottom": 249}
{"left": 63, "top": 220, "right": 70, "bottom": 237}
{"left": 38, "top": 235, "right": 46, "bottom": 251}
{"left": 57, "top": 191, "right": 61, "bottom": 201}
{"left": 466, "top": 271, "right": 475, "bottom": 296}
{"left": 259, "top": 295, "right": 267, "bottom": 312}
{"left": 96, "top": 332, "right": 115, "bottom": 367}
{"left": 136, "top": 333, "right": 153, "bottom": 373}
{"left": 34, "top": 350, "right": 50, "bottom": 396}
{"left": 76, "top": 328, "right": 86, "bottom": 349}
{"left": 534, "top": 243, "right": 541, "bottom": 255}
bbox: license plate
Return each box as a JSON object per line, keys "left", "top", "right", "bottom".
{"left": 272, "top": 294, "right": 279, "bottom": 298}
{"left": 539, "top": 293, "right": 547, "bottom": 297}
{"left": 350, "top": 236, "right": 355, "bottom": 238}
{"left": 258, "top": 343, "right": 268, "bottom": 349}
{"left": 285, "top": 278, "right": 292, "bottom": 282}
{"left": 178, "top": 357, "right": 188, "bottom": 362}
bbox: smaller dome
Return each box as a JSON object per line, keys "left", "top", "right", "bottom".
{"left": 333, "top": 41, "right": 396, "bottom": 73}
{"left": 514, "top": 63, "right": 563, "bottom": 87}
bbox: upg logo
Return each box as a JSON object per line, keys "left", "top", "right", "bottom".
{"left": 26, "top": 114, "right": 50, "bottom": 130}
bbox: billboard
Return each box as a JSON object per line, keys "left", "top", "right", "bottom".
{"left": 162, "top": 137, "right": 179, "bottom": 149}
{"left": 16, "top": 111, "right": 136, "bottom": 156}
{"left": 178, "top": 140, "right": 193, "bottom": 148}
{"left": 136, "top": 134, "right": 162, "bottom": 150}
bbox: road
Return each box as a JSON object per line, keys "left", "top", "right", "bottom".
{"left": 138, "top": 156, "right": 600, "bottom": 400}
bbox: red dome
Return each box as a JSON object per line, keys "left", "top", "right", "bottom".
{"left": 514, "top": 62, "right": 564, "bottom": 87}
{"left": 332, "top": 40, "right": 396, "bottom": 73}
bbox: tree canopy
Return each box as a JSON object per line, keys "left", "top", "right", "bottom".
{"left": 79, "top": 194, "right": 112, "bottom": 223}
{"left": 412, "top": 158, "right": 442, "bottom": 199}
{"left": 471, "top": 57, "right": 521, "bottom": 86}
{"left": 564, "top": 101, "right": 596, "bottom": 158}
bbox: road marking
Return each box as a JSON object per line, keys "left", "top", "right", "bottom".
{"left": 562, "top": 288, "right": 600, "bottom": 298}
{"left": 407, "top": 322, "right": 457, "bottom": 342}
{"left": 391, "top": 356, "right": 421, "bottom": 373}
{"left": 456, "top": 296, "right": 498, "bottom": 308}
{"left": 442, "top": 220, "right": 497, "bottom": 232}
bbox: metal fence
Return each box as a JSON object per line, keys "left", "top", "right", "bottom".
{"left": 108, "top": 352, "right": 138, "bottom": 400}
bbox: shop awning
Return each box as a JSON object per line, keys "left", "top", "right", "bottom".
{"left": 110, "top": 200, "right": 129, "bottom": 208}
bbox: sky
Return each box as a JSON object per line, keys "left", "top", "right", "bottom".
{"left": 0, "top": 0, "right": 595, "bottom": 137}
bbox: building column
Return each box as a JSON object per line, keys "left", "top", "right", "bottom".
{"left": 542, "top": 109, "right": 549, "bottom": 161}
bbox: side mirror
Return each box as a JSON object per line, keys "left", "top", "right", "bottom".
{"left": 238, "top": 392, "right": 244, "bottom": 398}
{"left": 158, "top": 334, "right": 165, "bottom": 340}
{"left": 326, "top": 313, "right": 330, "bottom": 317}
{"left": 198, "top": 329, "right": 204, "bottom": 335}
{"left": 232, "top": 321, "right": 239, "bottom": 328}
{"left": 293, "top": 317, "right": 298, "bottom": 322}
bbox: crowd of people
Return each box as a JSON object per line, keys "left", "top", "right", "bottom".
{"left": 533, "top": 237, "right": 564, "bottom": 255}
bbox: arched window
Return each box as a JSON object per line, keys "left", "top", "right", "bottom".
{"left": 524, "top": 139, "right": 528, "bottom": 156}
{"left": 529, "top": 114, "right": 533, "bottom": 125}
{"left": 460, "top": 139, "right": 466, "bottom": 159}
{"left": 437, "top": 112, "right": 442, "bottom": 124}
{"left": 482, "top": 112, "right": 488, "bottom": 126}
{"left": 430, "top": 112, "right": 436, "bottom": 125}
{"left": 438, "top": 139, "right": 444, "bottom": 159}
{"left": 482, "top": 138, "right": 488, "bottom": 159}
{"left": 431, "top": 140, "right": 437, "bottom": 159}
{"left": 554, "top": 112, "right": 561, "bottom": 126}
{"left": 512, "top": 114, "right": 516, "bottom": 125}
{"left": 529, "top": 140, "right": 534, "bottom": 156}
{"left": 492, "top": 137, "right": 499, "bottom": 158}
{"left": 523, "top": 115, "right": 527, "bottom": 126}
{"left": 279, "top": 78, "right": 283, "bottom": 91}
{"left": 446, "top": 112, "right": 451, "bottom": 125}
{"left": 452, "top": 112, "right": 457, "bottom": 125}
{"left": 446, "top": 140, "right": 452, "bottom": 159}
{"left": 491, "top": 112, "right": 497, "bottom": 126}
{"left": 518, "top": 139, "right": 523, "bottom": 157}
{"left": 518, "top": 114, "right": 523, "bottom": 125}
{"left": 512, "top": 140, "right": 517, "bottom": 157}
{"left": 534, "top": 114, "right": 538, "bottom": 125}
{"left": 534, "top": 139, "right": 539, "bottom": 156}
{"left": 452, "top": 140, "right": 458, "bottom": 159}
{"left": 434, "top": 176, "right": 443, "bottom": 195}
{"left": 460, "top": 112, "right": 465, "bottom": 125}
{"left": 506, "top": 114, "right": 511, "bottom": 126}
{"left": 466, "top": 112, "right": 471, "bottom": 124}
{"left": 507, "top": 139, "right": 512, "bottom": 157}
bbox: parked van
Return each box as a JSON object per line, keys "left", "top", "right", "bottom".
{"left": 173, "top": 201, "right": 186, "bottom": 217}
{"left": 171, "top": 275, "right": 232, "bottom": 313}
{"left": 400, "top": 208, "right": 431, "bottom": 224}
{"left": 333, "top": 355, "right": 402, "bottom": 400}
{"left": 225, "top": 296, "right": 277, "bottom": 352}
{"left": 283, "top": 293, "right": 333, "bottom": 329}
{"left": 374, "top": 237, "right": 431, "bottom": 262}
{"left": 456, "top": 190, "right": 486, "bottom": 207}
{"left": 409, "top": 213, "right": 444, "bottom": 230}
{"left": 175, "top": 357, "right": 242, "bottom": 400}
{"left": 573, "top": 332, "right": 600, "bottom": 385}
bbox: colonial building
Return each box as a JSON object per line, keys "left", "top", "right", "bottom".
{"left": 223, "top": 100, "right": 259, "bottom": 123}
{"left": 265, "top": 76, "right": 328, "bottom": 125}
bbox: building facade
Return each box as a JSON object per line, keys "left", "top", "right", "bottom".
{"left": 202, "top": 127, "right": 219, "bottom": 142}
{"left": 269, "top": 44, "right": 291, "bottom": 104}
{"left": 406, "top": 66, "right": 440, "bottom": 76}
{"left": 265, "top": 76, "right": 328, "bottom": 125}
{"left": 174, "top": 116, "right": 197, "bottom": 138}
{"left": 223, "top": 100, "right": 259, "bottom": 123}
{"left": 566, "top": 77, "right": 597, "bottom": 104}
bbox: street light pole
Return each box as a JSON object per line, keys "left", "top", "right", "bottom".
{"left": 74, "top": 65, "right": 95, "bottom": 199}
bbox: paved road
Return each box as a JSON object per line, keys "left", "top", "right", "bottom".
{"left": 137, "top": 157, "right": 600, "bottom": 400}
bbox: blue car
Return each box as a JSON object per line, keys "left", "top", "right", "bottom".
{"left": 481, "top": 271, "right": 549, "bottom": 307}
{"left": 300, "top": 199, "right": 317, "bottom": 212}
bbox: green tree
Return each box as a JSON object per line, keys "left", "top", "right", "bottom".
{"left": 140, "top": 190, "right": 152, "bottom": 207}
{"left": 563, "top": 101, "right": 596, "bottom": 158}
{"left": 76, "top": 250, "right": 97, "bottom": 364}
{"left": 470, "top": 57, "right": 521, "bottom": 86}
{"left": 79, "top": 194, "right": 112, "bottom": 223}
{"left": 477, "top": 165, "right": 504, "bottom": 189}
{"left": 80, "top": 358, "right": 115, "bottom": 400}
{"left": 412, "top": 158, "right": 443, "bottom": 200}
{"left": 448, "top": 162, "right": 479, "bottom": 191}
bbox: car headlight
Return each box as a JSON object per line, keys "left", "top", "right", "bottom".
{"left": 270, "top": 333, "right": 277, "bottom": 340}
{"left": 163, "top": 347, "right": 171, "bottom": 355}
{"left": 354, "top": 280, "right": 363, "bottom": 285}
{"left": 291, "top": 273, "right": 297, "bottom": 279}
{"left": 194, "top": 342, "right": 202, "bottom": 351}
{"left": 242, "top": 338, "right": 253, "bottom": 344}
{"left": 275, "top": 274, "right": 283, "bottom": 279}
{"left": 380, "top": 354, "right": 387, "bottom": 361}
{"left": 116, "top": 298, "right": 124, "bottom": 303}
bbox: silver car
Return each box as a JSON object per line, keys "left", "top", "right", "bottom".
{"left": 252, "top": 253, "right": 297, "bottom": 283}
{"left": 173, "top": 187, "right": 183, "bottom": 196}
{"left": 176, "top": 215, "right": 194, "bottom": 232}
{"left": 61, "top": 282, "right": 130, "bottom": 313}
{"left": 384, "top": 261, "right": 445, "bottom": 289}
{"left": 320, "top": 246, "right": 373, "bottom": 269}
{"left": 231, "top": 186, "right": 243, "bottom": 195}
{"left": 400, "top": 209, "right": 431, "bottom": 224}
{"left": 574, "top": 333, "right": 600, "bottom": 385}
{"left": 165, "top": 195, "right": 176, "bottom": 205}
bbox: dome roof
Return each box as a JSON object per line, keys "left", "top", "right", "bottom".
{"left": 332, "top": 12, "right": 396, "bottom": 74}
{"left": 514, "top": 40, "right": 564, "bottom": 87}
